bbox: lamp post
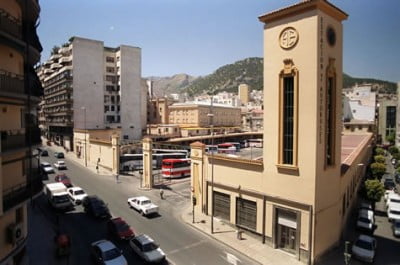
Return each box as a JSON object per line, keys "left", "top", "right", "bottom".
{"left": 207, "top": 96, "right": 215, "bottom": 234}
{"left": 81, "top": 106, "right": 87, "bottom": 167}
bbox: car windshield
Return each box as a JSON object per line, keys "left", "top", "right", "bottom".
{"left": 355, "top": 239, "right": 373, "bottom": 250}
{"left": 395, "top": 222, "right": 400, "bottom": 228}
{"left": 54, "top": 195, "right": 69, "bottom": 203}
{"left": 116, "top": 222, "right": 130, "bottom": 232}
{"left": 103, "top": 248, "right": 121, "bottom": 261}
{"left": 44, "top": 165, "right": 52, "bottom": 168}
{"left": 75, "top": 190, "right": 85, "bottom": 195}
{"left": 143, "top": 242, "right": 158, "bottom": 252}
{"left": 358, "top": 217, "right": 371, "bottom": 223}
{"left": 390, "top": 199, "right": 400, "bottom": 203}
{"left": 142, "top": 200, "right": 151, "bottom": 205}
{"left": 390, "top": 210, "right": 400, "bottom": 215}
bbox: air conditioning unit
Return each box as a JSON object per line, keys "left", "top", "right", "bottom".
{"left": 7, "top": 223, "right": 23, "bottom": 244}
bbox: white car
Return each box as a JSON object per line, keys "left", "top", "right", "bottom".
{"left": 386, "top": 193, "right": 400, "bottom": 208}
{"left": 129, "top": 234, "right": 165, "bottom": 263}
{"left": 67, "top": 187, "right": 87, "bottom": 205}
{"left": 90, "top": 239, "right": 127, "bottom": 265}
{"left": 356, "top": 209, "right": 374, "bottom": 231}
{"left": 359, "top": 202, "right": 373, "bottom": 211}
{"left": 127, "top": 196, "right": 158, "bottom": 216}
{"left": 384, "top": 190, "right": 396, "bottom": 202}
{"left": 352, "top": 234, "right": 376, "bottom": 263}
{"left": 40, "top": 162, "right": 55, "bottom": 174}
{"left": 54, "top": 160, "right": 67, "bottom": 170}
{"left": 387, "top": 203, "right": 400, "bottom": 221}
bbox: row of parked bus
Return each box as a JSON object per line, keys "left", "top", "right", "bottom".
{"left": 205, "top": 139, "right": 263, "bottom": 154}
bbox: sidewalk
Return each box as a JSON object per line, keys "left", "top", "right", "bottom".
{"left": 181, "top": 205, "right": 303, "bottom": 265}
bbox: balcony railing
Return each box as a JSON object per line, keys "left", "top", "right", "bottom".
{"left": 1, "top": 130, "right": 26, "bottom": 152}
{"left": 24, "top": 23, "right": 42, "bottom": 52}
{"left": 0, "top": 70, "right": 24, "bottom": 95}
{"left": 3, "top": 172, "right": 43, "bottom": 212}
{"left": 0, "top": 9, "right": 22, "bottom": 38}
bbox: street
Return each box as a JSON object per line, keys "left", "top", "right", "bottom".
{"left": 28, "top": 147, "right": 260, "bottom": 265}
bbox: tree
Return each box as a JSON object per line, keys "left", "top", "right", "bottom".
{"left": 386, "top": 132, "right": 396, "bottom": 145}
{"left": 50, "top": 45, "right": 60, "bottom": 55}
{"left": 392, "top": 152, "right": 400, "bottom": 161}
{"left": 388, "top": 146, "right": 399, "bottom": 155}
{"left": 370, "top": 162, "right": 386, "bottom": 179}
{"left": 375, "top": 147, "right": 385, "bottom": 156}
{"left": 374, "top": 155, "right": 386, "bottom": 164}
{"left": 364, "top": 179, "right": 385, "bottom": 205}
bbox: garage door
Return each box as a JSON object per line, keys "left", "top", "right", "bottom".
{"left": 213, "top": 191, "right": 230, "bottom": 221}
{"left": 236, "top": 197, "right": 257, "bottom": 230}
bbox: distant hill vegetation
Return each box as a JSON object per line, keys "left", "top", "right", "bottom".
{"left": 148, "top": 57, "right": 397, "bottom": 97}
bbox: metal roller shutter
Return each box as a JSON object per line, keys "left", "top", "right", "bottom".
{"left": 236, "top": 197, "right": 257, "bottom": 230}
{"left": 213, "top": 191, "right": 230, "bottom": 221}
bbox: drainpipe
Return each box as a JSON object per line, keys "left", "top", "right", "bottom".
{"left": 262, "top": 195, "right": 266, "bottom": 244}
{"left": 308, "top": 205, "right": 313, "bottom": 265}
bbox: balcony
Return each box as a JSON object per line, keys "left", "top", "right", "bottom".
{"left": 0, "top": 70, "right": 24, "bottom": 95}
{"left": 24, "top": 22, "right": 42, "bottom": 52}
{"left": 1, "top": 130, "right": 26, "bottom": 152}
{"left": 2, "top": 172, "right": 43, "bottom": 212}
{"left": 0, "top": 9, "right": 22, "bottom": 39}
{"left": 26, "top": 127, "right": 42, "bottom": 146}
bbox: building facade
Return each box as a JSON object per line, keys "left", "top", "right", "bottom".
{"left": 377, "top": 97, "right": 397, "bottom": 144}
{"left": 168, "top": 103, "right": 241, "bottom": 128}
{"left": 191, "top": 1, "right": 374, "bottom": 264}
{"left": 0, "top": 0, "right": 43, "bottom": 264}
{"left": 37, "top": 36, "right": 143, "bottom": 150}
{"left": 238, "top": 84, "right": 250, "bottom": 105}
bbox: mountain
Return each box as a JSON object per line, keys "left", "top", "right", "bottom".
{"left": 185, "top": 57, "right": 263, "bottom": 96}
{"left": 147, "top": 57, "right": 397, "bottom": 97}
{"left": 148, "top": 74, "right": 196, "bottom": 97}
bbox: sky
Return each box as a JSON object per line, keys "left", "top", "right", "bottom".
{"left": 38, "top": 0, "right": 400, "bottom": 82}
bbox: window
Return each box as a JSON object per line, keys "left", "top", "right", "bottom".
{"left": 325, "top": 59, "right": 336, "bottom": 167}
{"left": 111, "top": 106, "right": 115, "bottom": 111}
{"left": 386, "top": 106, "right": 396, "bottom": 137}
{"left": 104, "top": 106, "right": 109, "bottom": 112}
{"left": 106, "top": 75, "right": 116, "bottom": 83}
{"left": 278, "top": 59, "right": 298, "bottom": 167}
{"left": 106, "top": 67, "right": 115, "bottom": 73}
{"left": 106, "top": 56, "right": 114, "bottom": 63}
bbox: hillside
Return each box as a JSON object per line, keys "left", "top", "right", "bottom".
{"left": 185, "top": 57, "right": 263, "bottom": 96}
{"left": 147, "top": 57, "right": 397, "bottom": 97}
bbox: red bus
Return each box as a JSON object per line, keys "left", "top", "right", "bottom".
{"left": 161, "top": 158, "right": 191, "bottom": 178}
{"left": 217, "top": 143, "right": 237, "bottom": 154}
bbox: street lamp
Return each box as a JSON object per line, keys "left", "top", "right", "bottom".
{"left": 81, "top": 106, "right": 87, "bottom": 167}
{"left": 207, "top": 96, "right": 215, "bottom": 234}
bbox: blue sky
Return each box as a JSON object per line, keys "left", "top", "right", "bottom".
{"left": 38, "top": 0, "right": 399, "bottom": 82}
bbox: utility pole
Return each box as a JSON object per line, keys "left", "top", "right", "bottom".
{"left": 207, "top": 95, "right": 215, "bottom": 234}
{"left": 82, "top": 106, "right": 87, "bottom": 167}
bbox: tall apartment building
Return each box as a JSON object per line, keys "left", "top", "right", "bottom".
{"left": 238, "top": 83, "right": 250, "bottom": 105}
{"left": 37, "top": 36, "right": 143, "bottom": 150}
{"left": 0, "top": 0, "right": 43, "bottom": 263}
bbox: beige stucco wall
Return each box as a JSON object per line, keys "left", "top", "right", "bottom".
{"left": 0, "top": 105, "right": 23, "bottom": 131}
{"left": 0, "top": 45, "right": 23, "bottom": 75}
{"left": 1, "top": 156, "right": 24, "bottom": 192}
{"left": 89, "top": 140, "right": 113, "bottom": 170}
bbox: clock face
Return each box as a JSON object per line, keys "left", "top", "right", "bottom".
{"left": 327, "top": 26, "right": 336, "bottom": 46}
{"left": 279, "top": 27, "right": 299, "bottom": 49}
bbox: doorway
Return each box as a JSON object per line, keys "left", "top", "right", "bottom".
{"left": 276, "top": 208, "right": 298, "bottom": 254}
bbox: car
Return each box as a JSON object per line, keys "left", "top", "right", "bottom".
{"left": 40, "top": 150, "right": 49, "bottom": 156}
{"left": 351, "top": 234, "right": 376, "bottom": 263}
{"left": 82, "top": 196, "right": 111, "bottom": 219}
{"left": 356, "top": 209, "right": 374, "bottom": 232}
{"left": 54, "top": 152, "right": 65, "bottom": 158}
{"left": 395, "top": 173, "right": 400, "bottom": 184}
{"left": 384, "top": 178, "right": 396, "bottom": 190}
{"left": 386, "top": 193, "right": 400, "bottom": 208}
{"left": 54, "top": 174, "right": 72, "bottom": 188}
{"left": 391, "top": 219, "right": 400, "bottom": 237}
{"left": 387, "top": 203, "right": 400, "bottom": 221}
{"left": 129, "top": 234, "right": 165, "bottom": 263}
{"left": 384, "top": 189, "right": 396, "bottom": 202}
{"left": 54, "top": 160, "right": 67, "bottom": 170}
{"left": 67, "top": 187, "right": 87, "bottom": 205}
{"left": 91, "top": 239, "right": 127, "bottom": 265}
{"left": 392, "top": 158, "right": 397, "bottom": 165}
{"left": 107, "top": 217, "right": 134, "bottom": 240}
{"left": 40, "top": 162, "right": 55, "bottom": 174}
{"left": 127, "top": 196, "right": 158, "bottom": 216}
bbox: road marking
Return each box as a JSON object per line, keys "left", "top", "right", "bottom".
{"left": 220, "top": 251, "right": 241, "bottom": 265}
{"left": 167, "top": 239, "right": 207, "bottom": 255}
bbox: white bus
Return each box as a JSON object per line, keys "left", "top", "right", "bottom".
{"left": 120, "top": 152, "right": 187, "bottom": 171}
{"left": 248, "top": 139, "right": 263, "bottom": 148}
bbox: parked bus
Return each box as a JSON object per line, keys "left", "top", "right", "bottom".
{"left": 120, "top": 152, "right": 187, "bottom": 171}
{"left": 217, "top": 143, "right": 237, "bottom": 154}
{"left": 248, "top": 139, "right": 263, "bottom": 148}
{"left": 161, "top": 158, "right": 191, "bottom": 178}
{"left": 224, "top": 142, "right": 241, "bottom": 151}
{"left": 205, "top": 145, "right": 218, "bottom": 154}
{"left": 153, "top": 148, "right": 189, "bottom": 157}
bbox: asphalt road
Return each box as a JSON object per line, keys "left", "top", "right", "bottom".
{"left": 30, "top": 149, "right": 260, "bottom": 265}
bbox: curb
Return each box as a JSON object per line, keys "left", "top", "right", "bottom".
{"left": 180, "top": 206, "right": 263, "bottom": 265}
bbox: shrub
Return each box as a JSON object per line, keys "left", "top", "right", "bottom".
{"left": 374, "top": 155, "right": 386, "bottom": 164}
{"left": 364, "top": 179, "right": 385, "bottom": 203}
{"left": 375, "top": 147, "right": 385, "bottom": 156}
{"left": 388, "top": 146, "right": 399, "bottom": 155}
{"left": 370, "top": 162, "right": 386, "bottom": 179}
